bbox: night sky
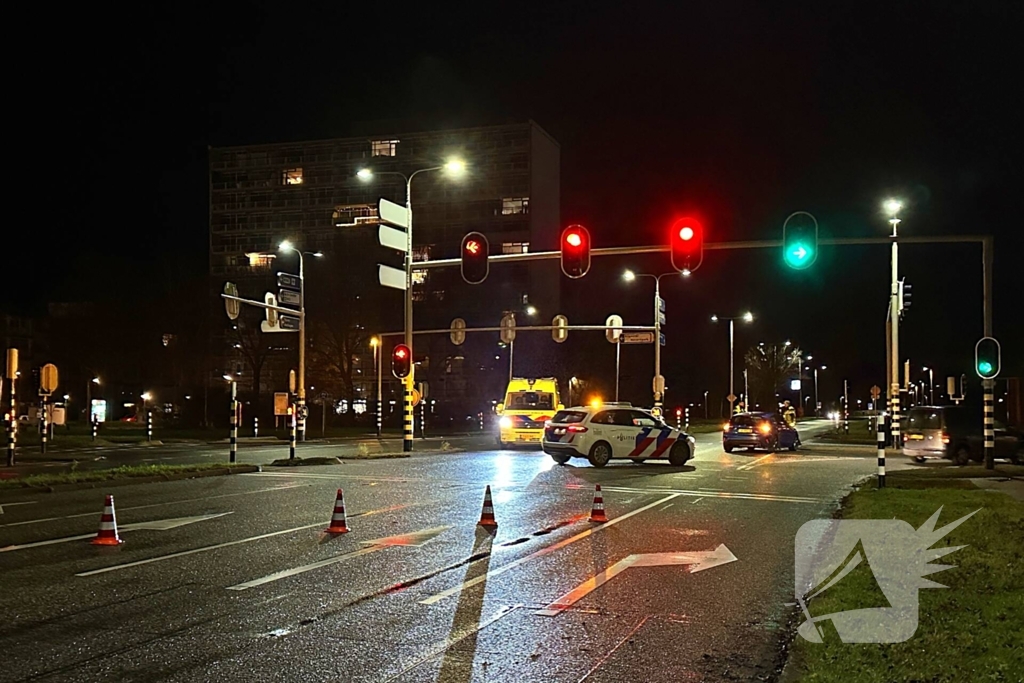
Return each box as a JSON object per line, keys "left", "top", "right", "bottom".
{"left": 12, "top": 2, "right": 1021, "bottom": 411}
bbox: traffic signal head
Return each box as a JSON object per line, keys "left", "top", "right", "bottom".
{"left": 898, "top": 279, "right": 913, "bottom": 316}
{"left": 460, "top": 232, "right": 489, "bottom": 284}
{"left": 782, "top": 211, "right": 819, "bottom": 270}
{"left": 392, "top": 344, "right": 412, "bottom": 379}
{"left": 669, "top": 217, "right": 704, "bottom": 274}
{"left": 561, "top": 225, "right": 591, "bottom": 278}
{"left": 975, "top": 337, "right": 1001, "bottom": 379}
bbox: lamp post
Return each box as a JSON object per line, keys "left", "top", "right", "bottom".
{"left": 278, "top": 241, "right": 323, "bottom": 442}
{"left": 358, "top": 159, "right": 466, "bottom": 452}
{"left": 86, "top": 376, "right": 99, "bottom": 421}
{"left": 624, "top": 269, "right": 688, "bottom": 412}
{"left": 922, "top": 366, "right": 935, "bottom": 405}
{"left": 884, "top": 198, "right": 903, "bottom": 447}
{"left": 704, "top": 390, "right": 709, "bottom": 419}
{"left": 812, "top": 365, "right": 826, "bottom": 417}
{"left": 370, "top": 337, "right": 381, "bottom": 438}
{"left": 711, "top": 311, "right": 754, "bottom": 415}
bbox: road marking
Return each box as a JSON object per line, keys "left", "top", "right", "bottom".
{"left": 579, "top": 615, "right": 652, "bottom": 681}
{"left": 690, "top": 497, "right": 704, "bottom": 504}
{"left": 602, "top": 485, "right": 822, "bottom": 504}
{"left": 0, "top": 501, "right": 36, "bottom": 514}
{"left": 536, "top": 545, "right": 737, "bottom": 616}
{"left": 736, "top": 454, "right": 775, "bottom": 470}
{"left": 0, "top": 484, "right": 302, "bottom": 528}
{"left": 419, "top": 493, "right": 680, "bottom": 605}
{"left": 75, "top": 503, "right": 415, "bottom": 577}
{"left": 1, "top": 513, "right": 234, "bottom": 553}
{"left": 226, "top": 526, "right": 449, "bottom": 591}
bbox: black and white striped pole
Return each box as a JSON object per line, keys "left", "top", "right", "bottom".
{"left": 253, "top": 416, "right": 259, "bottom": 439}
{"left": 229, "top": 380, "right": 238, "bottom": 463}
{"left": 91, "top": 414, "right": 98, "bottom": 441}
{"left": 877, "top": 411, "right": 887, "bottom": 488}
{"left": 975, "top": 337, "right": 1001, "bottom": 470}
{"left": 419, "top": 385, "right": 426, "bottom": 439}
{"left": 685, "top": 406, "right": 690, "bottom": 431}
{"left": 146, "top": 410, "right": 153, "bottom": 442}
{"left": 40, "top": 394, "right": 48, "bottom": 454}
{"left": 289, "top": 404, "right": 297, "bottom": 460}
{"left": 983, "top": 380, "right": 995, "bottom": 470}
{"left": 6, "top": 349, "right": 17, "bottom": 467}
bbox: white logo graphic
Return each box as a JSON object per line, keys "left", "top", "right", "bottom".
{"left": 794, "top": 506, "right": 978, "bottom": 643}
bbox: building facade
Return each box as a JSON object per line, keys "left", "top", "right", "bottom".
{"left": 209, "top": 121, "right": 561, "bottom": 414}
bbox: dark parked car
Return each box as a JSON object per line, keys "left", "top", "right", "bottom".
{"left": 723, "top": 412, "right": 800, "bottom": 453}
{"left": 902, "top": 405, "right": 1022, "bottom": 465}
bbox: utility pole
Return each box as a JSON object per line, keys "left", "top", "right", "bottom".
{"left": 887, "top": 203, "right": 902, "bottom": 448}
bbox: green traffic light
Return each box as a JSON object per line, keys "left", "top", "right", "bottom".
{"left": 784, "top": 242, "right": 815, "bottom": 269}
{"left": 978, "top": 361, "right": 994, "bottom": 376}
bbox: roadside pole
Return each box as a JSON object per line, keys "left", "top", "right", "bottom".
{"left": 40, "top": 395, "right": 48, "bottom": 454}
{"left": 91, "top": 414, "right": 98, "bottom": 441}
{"left": 289, "top": 405, "right": 296, "bottom": 460}
{"left": 843, "top": 379, "right": 850, "bottom": 434}
{"left": 229, "top": 380, "right": 238, "bottom": 463}
{"left": 7, "top": 349, "right": 18, "bottom": 466}
{"left": 877, "top": 413, "right": 886, "bottom": 489}
{"left": 147, "top": 410, "right": 153, "bottom": 442}
{"left": 253, "top": 416, "right": 259, "bottom": 439}
{"left": 983, "top": 380, "right": 995, "bottom": 469}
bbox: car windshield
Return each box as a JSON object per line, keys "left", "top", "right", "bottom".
{"left": 506, "top": 391, "right": 554, "bottom": 410}
{"left": 906, "top": 408, "right": 942, "bottom": 430}
{"left": 551, "top": 410, "right": 586, "bottom": 424}
{"left": 730, "top": 415, "right": 759, "bottom": 427}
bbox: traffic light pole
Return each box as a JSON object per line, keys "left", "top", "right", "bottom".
{"left": 888, "top": 218, "right": 901, "bottom": 449}
{"left": 983, "top": 379, "right": 995, "bottom": 470}
{"left": 404, "top": 175, "right": 415, "bottom": 453}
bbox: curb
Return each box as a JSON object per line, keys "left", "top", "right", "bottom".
{"left": 0, "top": 465, "right": 261, "bottom": 498}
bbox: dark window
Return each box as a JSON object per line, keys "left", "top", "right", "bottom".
{"left": 907, "top": 408, "right": 942, "bottom": 430}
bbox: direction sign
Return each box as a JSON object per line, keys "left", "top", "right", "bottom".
{"left": 278, "top": 289, "right": 302, "bottom": 307}
{"left": 870, "top": 385, "right": 882, "bottom": 400}
{"left": 621, "top": 331, "right": 654, "bottom": 344}
{"left": 658, "top": 296, "right": 666, "bottom": 313}
{"left": 450, "top": 318, "right": 466, "bottom": 346}
{"left": 500, "top": 313, "right": 516, "bottom": 343}
{"left": 727, "top": 393, "right": 737, "bottom": 403}
{"left": 223, "top": 282, "right": 240, "bottom": 320}
{"left": 378, "top": 264, "right": 407, "bottom": 290}
{"left": 658, "top": 311, "right": 667, "bottom": 326}
{"left": 552, "top": 315, "right": 568, "bottom": 344}
{"left": 40, "top": 363, "right": 58, "bottom": 394}
{"left": 278, "top": 315, "right": 300, "bottom": 331}
{"left": 378, "top": 224, "right": 408, "bottom": 253}
{"left": 411, "top": 389, "right": 422, "bottom": 407}
{"left": 378, "top": 198, "right": 410, "bottom": 229}
{"left": 274, "top": 392, "right": 289, "bottom": 416}
{"left": 660, "top": 333, "right": 666, "bottom": 347}
{"left": 277, "top": 272, "right": 301, "bottom": 291}
{"left": 605, "top": 314, "right": 623, "bottom": 343}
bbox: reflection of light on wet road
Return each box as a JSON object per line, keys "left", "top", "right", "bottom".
{"left": 493, "top": 454, "right": 515, "bottom": 488}
{"left": 494, "top": 489, "right": 516, "bottom": 504}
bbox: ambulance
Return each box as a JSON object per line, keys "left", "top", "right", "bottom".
{"left": 496, "top": 377, "right": 563, "bottom": 447}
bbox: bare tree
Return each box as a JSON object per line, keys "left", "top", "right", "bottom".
{"left": 744, "top": 342, "right": 802, "bottom": 409}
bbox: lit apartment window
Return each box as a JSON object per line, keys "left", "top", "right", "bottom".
{"left": 371, "top": 139, "right": 399, "bottom": 157}
{"left": 282, "top": 168, "right": 303, "bottom": 185}
{"left": 502, "top": 242, "right": 530, "bottom": 254}
{"left": 412, "top": 270, "right": 428, "bottom": 286}
{"left": 501, "top": 197, "right": 530, "bottom": 215}
{"left": 246, "top": 253, "right": 275, "bottom": 270}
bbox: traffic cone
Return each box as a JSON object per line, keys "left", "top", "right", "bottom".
{"left": 325, "top": 489, "right": 350, "bottom": 534}
{"left": 589, "top": 484, "right": 609, "bottom": 523}
{"left": 91, "top": 494, "right": 124, "bottom": 545}
{"left": 478, "top": 485, "right": 498, "bottom": 528}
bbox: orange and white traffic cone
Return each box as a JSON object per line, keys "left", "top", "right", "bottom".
{"left": 91, "top": 494, "right": 124, "bottom": 545}
{"left": 478, "top": 485, "right": 498, "bottom": 528}
{"left": 325, "top": 488, "right": 350, "bottom": 534}
{"left": 589, "top": 484, "right": 609, "bottom": 523}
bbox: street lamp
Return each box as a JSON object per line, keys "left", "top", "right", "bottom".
{"left": 884, "top": 197, "right": 903, "bottom": 447}
{"left": 624, "top": 269, "right": 687, "bottom": 412}
{"left": 357, "top": 158, "right": 467, "bottom": 452}
{"left": 922, "top": 366, "right": 935, "bottom": 405}
{"left": 278, "top": 241, "right": 323, "bottom": 442}
{"left": 704, "top": 389, "right": 709, "bottom": 419}
{"left": 86, "top": 376, "right": 100, "bottom": 420}
{"left": 711, "top": 312, "right": 755, "bottom": 415}
{"left": 810, "top": 365, "right": 826, "bottom": 417}
{"left": 370, "top": 337, "right": 382, "bottom": 437}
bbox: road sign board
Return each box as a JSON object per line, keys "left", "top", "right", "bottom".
{"left": 279, "top": 315, "right": 301, "bottom": 331}
{"left": 500, "top": 313, "right": 516, "bottom": 343}
{"left": 40, "top": 363, "right": 58, "bottom": 394}
{"left": 278, "top": 289, "right": 301, "bottom": 307}
{"left": 274, "top": 393, "right": 289, "bottom": 416}
{"left": 411, "top": 389, "right": 422, "bottom": 407}
{"left": 870, "top": 385, "right": 881, "bottom": 400}
{"left": 552, "top": 315, "right": 568, "bottom": 343}
{"left": 727, "top": 393, "right": 737, "bottom": 403}
{"left": 378, "top": 224, "right": 408, "bottom": 253}
{"left": 277, "top": 272, "right": 301, "bottom": 291}
{"left": 605, "top": 315, "right": 623, "bottom": 343}
{"left": 289, "top": 370, "right": 296, "bottom": 394}
{"left": 658, "top": 296, "right": 666, "bottom": 313}
{"left": 378, "top": 198, "right": 410, "bottom": 228}
{"left": 450, "top": 318, "right": 466, "bottom": 346}
{"left": 621, "top": 331, "right": 654, "bottom": 344}
{"left": 223, "top": 282, "right": 240, "bottom": 320}
{"left": 6, "top": 348, "right": 18, "bottom": 380}
{"left": 378, "top": 264, "right": 407, "bottom": 290}
{"left": 660, "top": 333, "right": 666, "bottom": 347}
{"left": 658, "top": 311, "right": 666, "bottom": 326}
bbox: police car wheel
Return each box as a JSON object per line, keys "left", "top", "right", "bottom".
{"left": 788, "top": 443, "right": 798, "bottom": 452}
{"left": 668, "top": 441, "right": 690, "bottom": 466}
{"left": 724, "top": 445, "right": 734, "bottom": 453}
{"left": 588, "top": 442, "right": 612, "bottom": 468}
{"left": 549, "top": 453, "right": 570, "bottom": 465}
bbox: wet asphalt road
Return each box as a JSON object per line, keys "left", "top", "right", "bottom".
{"left": 0, "top": 420, "right": 878, "bottom": 682}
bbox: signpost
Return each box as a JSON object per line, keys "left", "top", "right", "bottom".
{"left": 500, "top": 313, "right": 516, "bottom": 382}
{"left": 621, "top": 331, "right": 655, "bottom": 344}
{"left": 39, "top": 363, "right": 58, "bottom": 454}
{"left": 606, "top": 315, "right": 623, "bottom": 402}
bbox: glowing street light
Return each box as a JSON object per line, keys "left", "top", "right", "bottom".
{"left": 711, "top": 312, "right": 756, "bottom": 415}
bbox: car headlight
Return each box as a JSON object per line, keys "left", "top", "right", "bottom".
{"left": 499, "top": 416, "right": 513, "bottom": 429}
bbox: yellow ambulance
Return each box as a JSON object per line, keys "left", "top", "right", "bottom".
{"left": 496, "top": 377, "right": 564, "bottom": 447}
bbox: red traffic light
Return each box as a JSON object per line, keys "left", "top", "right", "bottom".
{"left": 670, "top": 217, "right": 704, "bottom": 274}
{"left": 392, "top": 344, "right": 412, "bottom": 379}
{"left": 460, "top": 232, "right": 489, "bottom": 284}
{"left": 560, "top": 225, "right": 591, "bottom": 278}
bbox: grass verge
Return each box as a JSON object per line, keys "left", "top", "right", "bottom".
{"left": 0, "top": 463, "right": 256, "bottom": 489}
{"left": 787, "top": 475, "right": 1024, "bottom": 682}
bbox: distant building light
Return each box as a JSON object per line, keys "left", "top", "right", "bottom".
{"left": 282, "top": 168, "right": 303, "bottom": 185}
{"left": 371, "top": 139, "right": 399, "bottom": 157}
{"left": 246, "top": 252, "right": 275, "bottom": 269}
{"left": 501, "top": 197, "right": 530, "bottom": 215}
{"left": 502, "top": 241, "right": 530, "bottom": 254}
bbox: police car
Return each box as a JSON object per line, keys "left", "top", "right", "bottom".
{"left": 542, "top": 402, "right": 695, "bottom": 467}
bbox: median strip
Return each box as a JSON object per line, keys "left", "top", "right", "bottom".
{"left": 0, "top": 463, "right": 259, "bottom": 490}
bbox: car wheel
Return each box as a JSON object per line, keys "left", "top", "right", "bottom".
{"left": 913, "top": 456, "right": 926, "bottom": 464}
{"left": 588, "top": 441, "right": 612, "bottom": 468}
{"left": 724, "top": 445, "right": 734, "bottom": 453}
{"left": 549, "top": 453, "right": 570, "bottom": 465}
{"left": 954, "top": 444, "right": 971, "bottom": 466}
{"left": 668, "top": 441, "right": 691, "bottom": 466}
{"left": 1010, "top": 447, "right": 1022, "bottom": 466}
{"left": 788, "top": 443, "right": 798, "bottom": 452}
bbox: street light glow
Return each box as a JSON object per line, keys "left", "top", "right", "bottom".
{"left": 311, "top": 251, "right": 324, "bottom": 258}
{"left": 357, "top": 168, "right": 373, "bottom": 181}
{"left": 369, "top": 337, "right": 379, "bottom": 348}
{"left": 92, "top": 377, "right": 101, "bottom": 384}
{"left": 623, "top": 270, "right": 636, "bottom": 282}
{"left": 278, "top": 240, "right": 294, "bottom": 253}
{"left": 883, "top": 198, "right": 903, "bottom": 216}
{"left": 710, "top": 314, "right": 719, "bottom": 322}
{"left": 444, "top": 159, "right": 466, "bottom": 175}
{"left": 223, "top": 374, "right": 233, "bottom": 382}
{"left": 743, "top": 312, "right": 754, "bottom": 322}
{"left": 141, "top": 392, "right": 152, "bottom": 401}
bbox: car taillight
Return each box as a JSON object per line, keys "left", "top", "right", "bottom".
{"left": 722, "top": 423, "right": 731, "bottom": 431}
{"left": 941, "top": 433, "right": 950, "bottom": 444}
{"left": 759, "top": 422, "right": 772, "bottom": 434}
{"left": 567, "top": 425, "right": 588, "bottom": 433}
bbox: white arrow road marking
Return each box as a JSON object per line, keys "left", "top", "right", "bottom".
{"left": 0, "top": 501, "right": 37, "bottom": 514}
{"left": 536, "top": 544, "right": 737, "bottom": 616}
{"left": 226, "top": 526, "right": 450, "bottom": 591}
{"left": 736, "top": 454, "right": 775, "bottom": 470}
{"left": 1, "top": 513, "right": 234, "bottom": 553}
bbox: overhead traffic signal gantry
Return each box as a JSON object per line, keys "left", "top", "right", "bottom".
{"left": 392, "top": 344, "right": 412, "bottom": 379}
{"left": 560, "top": 225, "right": 591, "bottom": 278}
{"left": 460, "top": 232, "right": 489, "bottom": 284}
{"left": 974, "top": 337, "right": 1001, "bottom": 379}
{"left": 782, "top": 211, "right": 819, "bottom": 270}
{"left": 669, "top": 217, "right": 704, "bottom": 274}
